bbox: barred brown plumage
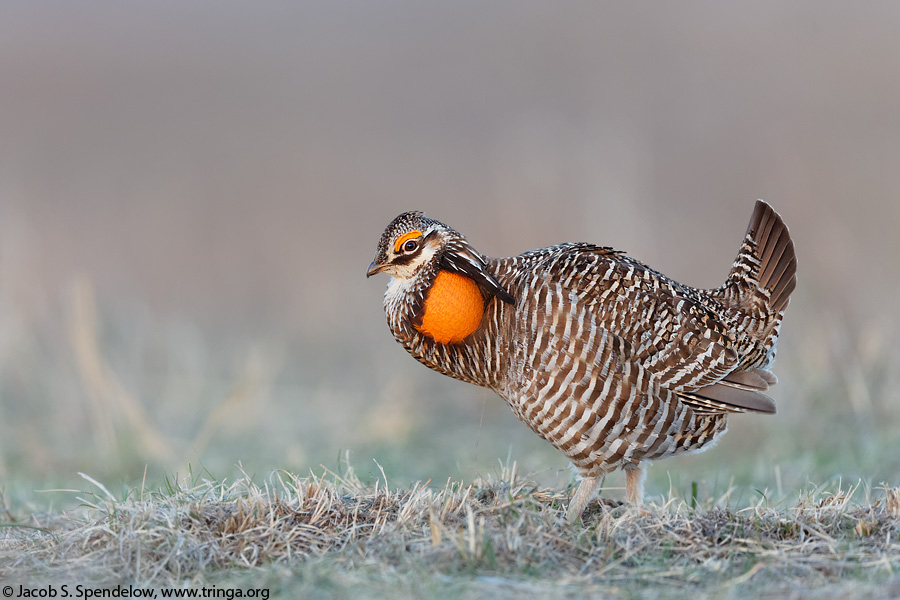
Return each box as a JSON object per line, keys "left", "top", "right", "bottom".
{"left": 367, "top": 200, "right": 797, "bottom": 523}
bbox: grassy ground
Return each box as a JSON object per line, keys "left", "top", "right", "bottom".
{"left": 3, "top": 461, "right": 899, "bottom": 599}
{"left": 5, "top": 5, "right": 900, "bottom": 596}
{"left": 1, "top": 281, "right": 899, "bottom": 597}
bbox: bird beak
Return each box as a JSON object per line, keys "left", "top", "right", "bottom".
{"left": 366, "top": 260, "right": 386, "bottom": 278}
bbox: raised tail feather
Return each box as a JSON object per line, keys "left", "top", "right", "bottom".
{"left": 679, "top": 201, "right": 796, "bottom": 416}
{"left": 725, "top": 200, "right": 797, "bottom": 314}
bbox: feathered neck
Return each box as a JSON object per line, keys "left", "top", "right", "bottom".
{"left": 381, "top": 244, "right": 504, "bottom": 389}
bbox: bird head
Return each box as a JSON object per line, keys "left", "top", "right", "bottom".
{"left": 367, "top": 211, "right": 514, "bottom": 304}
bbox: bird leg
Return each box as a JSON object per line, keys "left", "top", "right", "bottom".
{"left": 625, "top": 465, "right": 646, "bottom": 505}
{"left": 566, "top": 474, "right": 603, "bottom": 523}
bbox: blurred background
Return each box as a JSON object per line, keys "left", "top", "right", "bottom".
{"left": 2, "top": 1, "right": 898, "bottom": 504}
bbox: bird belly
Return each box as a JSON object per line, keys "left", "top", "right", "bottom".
{"left": 504, "top": 380, "right": 728, "bottom": 476}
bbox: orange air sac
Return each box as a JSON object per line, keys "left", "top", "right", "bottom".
{"left": 415, "top": 271, "right": 484, "bottom": 344}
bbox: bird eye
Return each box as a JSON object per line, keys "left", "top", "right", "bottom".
{"left": 403, "top": 239, "right": 418, "bottom": 252}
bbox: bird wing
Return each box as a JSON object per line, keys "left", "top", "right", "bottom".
{"left": 508, "top": 269, "right": 727, "bottom": 470}
{"left": 516, "top": 244, "right": 773, "bottom": 415}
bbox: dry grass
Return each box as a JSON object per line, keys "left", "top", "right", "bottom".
{"left": 3, "top": 252, "right": 899, "bottom": 600}
{"left": 2, "top": 462, "right": 899, "bottom": 599}
{"left": 1, "top": 266, "right": 898, "bottom": 600}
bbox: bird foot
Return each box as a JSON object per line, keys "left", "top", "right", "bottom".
{"left": 580, "top": 498, "right": 625, "bottom": 522}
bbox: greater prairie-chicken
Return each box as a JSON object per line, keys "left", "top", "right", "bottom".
{"left": 367, "top": 201, "right": 796, "bottom": 522}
